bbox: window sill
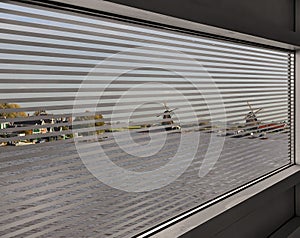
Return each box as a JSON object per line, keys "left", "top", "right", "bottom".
{"left": 147, "top": 165, "right": 300, "bottom": 238}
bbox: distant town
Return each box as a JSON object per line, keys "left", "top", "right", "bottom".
{"left": 0, "top": 103, "right": 107, "bottom": 146}
{"left": 0, "top": 101, "right": 288, "bottom": 146}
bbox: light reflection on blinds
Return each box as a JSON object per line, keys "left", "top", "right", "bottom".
{"left": 0, "top": 1, "right": 294, "bottom": 238}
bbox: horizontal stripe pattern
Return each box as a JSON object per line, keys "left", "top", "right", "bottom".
{"left": 0, "top": 1, "right": 294, "bottom": 238}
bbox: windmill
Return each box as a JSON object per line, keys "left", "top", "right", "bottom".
{"left": 156, "top": 102, "right": 179, "bottom": 131}
{"left": 245, "top": 101, "right": 263, "bottom": 130}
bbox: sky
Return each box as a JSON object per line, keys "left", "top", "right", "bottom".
{"left": 0, "top": 2, "right": 291, "bottom": 125}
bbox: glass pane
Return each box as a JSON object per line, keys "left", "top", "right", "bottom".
{"left": 0, "top": 2, "right": 294, "bottom": 237}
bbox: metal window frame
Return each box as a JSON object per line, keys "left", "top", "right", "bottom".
{"left": 4, "top": 0, "right": 300, "bottom": 237}
{"left": 150, "top": 166, "right": 300, "bottom": 238}
{"left": 296, "top": 50, "right": 300, "bottom": 165}
{"left": 13, "top": 0, "right": 299, "bottom": 51}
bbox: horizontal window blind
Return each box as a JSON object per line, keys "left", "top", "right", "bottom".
{"left": 0, "top": 1, "right": 295, "bottom": 237}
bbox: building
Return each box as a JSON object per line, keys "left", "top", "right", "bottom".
{"left": 0, "top": 1, "right": 299, "bottom": 237}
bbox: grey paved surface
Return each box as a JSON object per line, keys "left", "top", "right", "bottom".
{"left": 0, "top": 131, "right": 290, "bottom": 237}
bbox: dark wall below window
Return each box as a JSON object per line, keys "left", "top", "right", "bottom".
{"left": 105, "top": 0, "right": 300, "bottom": 46}
{"left": 179, "top": 169, "right": 300, "bottom": 237}
{"left": 181, "top": 188, "right": 295, "bottom": 238}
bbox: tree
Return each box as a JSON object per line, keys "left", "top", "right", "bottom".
{"left": 0, "top": 103, "right": 27, "bottom": 118}
{"left": 74, "top": 111, "right": 105, "bottom": 136}
{"left": 33, "top": 110, "right": 47, "bottom": 116}
{"left": 94, "top": 113, "right": 105, "bottom": 134}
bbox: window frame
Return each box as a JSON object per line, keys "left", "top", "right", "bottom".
{"left": 5, "top": 0, "right": 299, "bottom": 237}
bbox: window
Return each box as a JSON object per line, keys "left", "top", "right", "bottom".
{"left": 0, "top": 1, "right": 295, "bottom": 237}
